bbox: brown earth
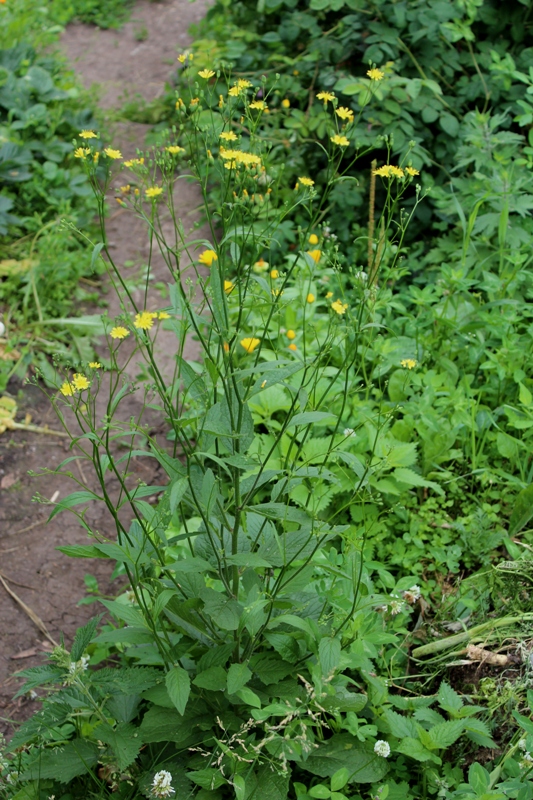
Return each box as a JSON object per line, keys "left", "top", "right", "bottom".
{"left": 0, "top": 0, "right": 207, "bottom": 735}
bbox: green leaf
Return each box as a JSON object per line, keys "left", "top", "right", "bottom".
{"left": 20, "top": 739, "right": 99, "bottom": 782}
{"left": 227, "top": 662, "right": 252, "bottom": 694}
{"left": 56, "top": 544, "right": 107, "bottom": 558}
{"left": 393, "top": 468, "right": 444, "bottom": 496}
{"left": 169, "top": 477, "right": 188, "bottom": 513}
{"left": 426, "top": 719, "right": 464, "bottom": 749}
{"left": 253, "top": 764, "right": 290, "bottom": 800}
{"left": 440, "top": 112, "right": 460, "bottom": 137}
{"left": 188, "top": 768, "right": 227, "bottom": 790}
{"left": 201, "top": 589, "right": 242, "bottom": 630}
{"left": 193, "top": 666, "right": 227, "bottom": 691}
{"left": 165, "top": 665, "right": 191, "bottom": 714}
{"left": 100, "top": 599, "right": 148, "bottom": 628}
{"left": 90, "top": 241, "right": 105, "bottom": 270}
{"left": 286, "top": 411, "right": 337, "bottom": 428}
{"left": 437, "top": 682, "right": 463, "bottom": 715}
{"left": 71, "top": 615, "right": 102, "bottom": 661}
{"left": 225, "top": 553, "right": 273, "bottom": 567}
{"left": 382, "top": 709, "right": 417, "bottom": 739}
{"left": 139, "top": 705, "right": 197, "bottom": 743}
{"left": 509, "top": 483, "right": 533, "bottom": 536}
{"left": 331, "top": 768, "right": 350, "bottom": 792}
{"left": 303, "top": 735, "right": 389, "bottom": 783}
{"left": 309, "top": 786, "right": 331, "bottom": 799}
{"left": 463, "top": 718, "right": 495, "bottom": 748}
{"left": 48, "top": 490, "right": 100, "bottom": 521}
{"left": 468, "top": 763, "right": 490, "bottom": 795}
{"left": 236, "top": 686, "right": 262, "bottom": 708}
{"left": 234, "top": 775, "right": 246, "bottom": 800}
{"left": 395, "top": 737, "right": 441, "bottom": 764}
{"left": 319, "top": 637, "right": 342, "bottom": 675}
{"left": 93, "top": 722, "right": 142, "bottom": 771}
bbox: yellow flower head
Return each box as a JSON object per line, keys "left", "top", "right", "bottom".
{"left": 198, "top": 69, "right": 215, "bottom": 79}
{"left": 281, "top": 98, "right": 290, "bottom": 108}
{"left": 389, "top": 166, "right": 405, "bottom": 178}
{"left": 406, "top": 166, "right": 420, "bottom": 177}
{"left": 60, "top": 381, "right": 74, "bottom": 397}
{"left": 307, "top": 293, "right": 315, "bottom": 304}
{"left": 240, "top": 337, "right": 260, "bottom": 354}
{"left": 326, "top": 291, "right": 333, "bottom": 299}
{"left": 199, "top": 249, "right": 218, "bottom": 266}
{"left": 145, "top": 186, "right": 163, "bottom": 198}
{"left": 367, "top": 68, "right": 385, "bottom": 81}
{"left": 119, "top": 184, "right": 130, "bottom": 194}
{"left": 401, "top": 358, "right": 417, "bottom": 369}
{"left": 124, "top": 157, "right": 144, "bottom": 167}
{"left": 270, "top": 269, "right": 279, "bottom": 279}
{"left": 307, "top": 249, "right": 321, "bottom": 264}
{"left": 224, "top": 280, "right": 234, "bottom": 294}
{"left": 309, "top": 233, "right": 319, "bottom": 245}
{"left": 158, "top": 311, "right": 171, "bottom": 319}
{"left": 336, "top": 106, "right": 354, "bottom": 122}
{"left": 104, "top": 147, "right": 122, "bottom": 159}
{"left": 288, "top": 343, "right": 297, "bottom": 351}
{"left": 237, "top": 79, "right": 253, "bottom": 89}
{"left": 177, "top": 53, "right": 188, "bottom": 63}
{"left": 331, "top": 300, "right": 349, "bottom": 315}
{"left": 220, "top": 131, "right": 237, "bottom": 141}
{"left": 286, "top": 329, "right": 296, "bottom": 340}
{"left": 373, "top": 165, "right": 404, "bottom": 178}
{"left": 317, "top": 91, "right": 335, "bottom": 106}
{"left": 72, "top": 373, "right": 90, "bottom": 391}
{"left": 110, "top": 326, "right": 129, "bottom": 340}
{"left": 175, "top": 98, "right": 186, "bottom": 110}
{"left": 228, "top": 86, "right": 240, "bottom": 97}
{"left": 249, "top": 100, "right": 267, "bottom": 110}
{"left": 88, "top": 362, "right": 101, "bottom": 368}
{"left": 330, "top": 134, "right": 350, "bottom": 147}
{"left": 79, "top": 130, "right": 97, "bottom": 139}
{"left": 298, "top": 176, "right": 314, "bottom": 187}
{"left": 74, "top": 147, "right": 90, "bottom": 159}
{"left": 134, "top": 312, "right": 156, "bottom": 330}
{"left": 166, "top": 145, "right": 185, "bottom": 155}
{"left": 219, "top": 94, "right": 225, "bottom": 108}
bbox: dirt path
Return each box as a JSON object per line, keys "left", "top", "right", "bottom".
{"left": 0, "top": 0, "right": 206, "bottom": 734}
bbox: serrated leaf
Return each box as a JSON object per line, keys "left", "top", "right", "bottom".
{"left": 71, "top": 615, "right": 102, "bottom": 661}
{"left": 227, "top": 662, "right": 252, "bottom": 694}
{"left": 201, "top": 590, "right": 242, "bottom": 630}
{"left": 509, "top": 483, "right": 533, "bottom": 537}
{"left": 437, "top": 682, "right": 463, "bottom": 715}
{"left": 303, "top": 734, "right": 389, "bottom": 783}
{"left": 254, "top": 764, "right": 290, "bottom": 800}
{"left": 93, "top": 722, "right": 142, "bottom": 771}
{"left": 395, "top": 737, "right": 441, "bottom": 764}
{"left": 20, "top": 739, "right": 99, "bottom": 782}
{"left": 426, "top": 720, "right": 464, "bottom": 749}
{"left": 165, "top": 665, "right": 190, "bottom": 714}
{"left": 383, "top": 709, "right": 417, "bottom": 739}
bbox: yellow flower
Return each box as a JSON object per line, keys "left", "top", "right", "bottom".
{"left": 219, "top": 147, "right": 261, "bottom": 167}
{"left": 93, "top": 152, "right": 99, "bottom": 163}
{"left": 307, "top": 249, "right": 321, "bottom": 264}
{"left": 119, "top": 184, "right": 130, "bottom": 194}
{"left": 326, "top": 291, "right": 333, "bottom": 299}
{"left": 309, "top": 233, "right": 319, "bottom": 245}
{"left": 145, "top": 186, "right": 163, "bottom": 198}
{"left": 373, "top": 165, "right": 404, "bottom": 178}
{"left": 240, "top": 337, "right": 260, "bottom": 353}
{"left": 331, "top": 300, "right": 349, "bottom": 315}
{"left": 219, "top": 94, "right": 225, "bottom": 108}
{"left": 389, "top": 166, "right": 405, "bottom": 178}
{"left": 88, "top": 362, "right": 101, "bottom": 368}
{"left": 104, "top": 147, "right": 122, "bottom": 159}
{"left": 224, "top": 280, "right": 234, "bottom": 294}
{"left": 134, "top": 311, "right": 156, "bottom": 330}
{"left": 406, "top": 166, "right": 420, "bottom": 176}
{"left": 166, "top": 145, "right": 184, "bottom": 155}
{"left": 158, "top": 311, "right": 171, "bottom": 319}
{"left": 401, "top": 358, "right": 417, "bottom": 369}
{"left": 367, "top": 68, "right": 385, "bottom": 81}
{"left": 249, "top": 100, "right": 266, "bottom": 110}
{"left": 175, "top": 98, "right": 185, "bottom": 110}
{"left": 72, "top": 373, "right": 90, "bottom": 391}
{"left": 286, "top": 329, "right": 296, "bottom": 340}
{"left": 199, "top": 249, "right": 218, "bottom": 266}
{"left": 79, "top": 130, "right": 97, "bottom": 139}
{"left": 198, "top": 69, "right": 215, "bottom": 79}
{"left": 281, "top": 98, "right": 290, "bottom": 108}
{"left": 237, "top": 79, "right": 253, "bottom": 89}
{"left": 317, "top": 91, "right": 335, "bottom": 105}
{"left": 272, "top": 289, "right": 283, "bottom": 297}
{"left": 298, "top": 176, "right": 314, "bottom": 187}
{"left": 124, "top": 157, "right": 144, "bottom": 167}
{"left": 60, "top": 381, "right": 74, "bottom": 397}
{"left": 270, "top": 269, "right": 279, "bottom": 279}
{"left": 228, "top": 86, "right": 240, "bottom": 97}
{"left": 330, "top": 134, "right": 350, "bottom": 147}
{"left": 220, "top": 131, "right": 237, "bottom": 141}
{"left": 253, "top": 257, "right": 268, "bottom": 272}
{"left": 307, "top": 293, "right": 315, "bottom": 303}
{"left": 74, "top": 147, "right": 90, "bottom": 159}
{"left": 288, "top": 343, "right": 297, "bottom": 351}
{"left": 223, "top": 342, "right": 230, "bottom": 353}
{"left": 177, "top": 53, "right": 187, "bottom": 63}
{"left": 110, "top": 326, "right": 129, "bottom": 340}
{"left": 336, "top": 106, "right": 354, "bottom": 122}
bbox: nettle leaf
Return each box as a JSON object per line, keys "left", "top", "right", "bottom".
{"left": 165, "top": 665, "right": 191, "bottom": 714}
{"left": 200, "top": 588, "right": 242, "bottom": 630}
{"left": 395, "top": 737, "right": 441, "bottom": 764}
{"left": 139, "top": 705, "right": 198, "bottom": 743}
{"left": 90, "top": 666, "right": 162, "bottom": 694}
{"left": 437, "top": 682, "right": 463, "bottom": 715}
{"left": 383, "top": 709, "right": 418, "bottom": 739}
{"left": 253, "top": 764, "right": 291, "bottom": 800}
{"left": 93, "top": 722, "right": 142, "bottom": 771}
{"left": 319, "top": 637, "right": 342, "bottom": 675}
{"left": 425, "top": 720, "right": 464, "bottom": 749}
{"left": 20, "top": 739, "right": 99, "bottom": 782}
{"left": 14, "top": 665, "right": 64, "bottom": 696}
{"left": 71, "top": 614, "right": 102, "bottom": 661}
{"left": 193, "top": 666, "right": 227, "bottom": 691}
{"left": 250, "top": 653, "right": 294, "bottom": 684}
{"left": 463, "top": 718, "right": 496, "bottom": 748}
{"left": 303, "top": 734, "right": 389, "bottom": 783}
{"left": 227, "top": 662, "right": 252, "bottom": 694}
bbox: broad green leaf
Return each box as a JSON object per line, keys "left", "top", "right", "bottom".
{"left": 169, "top": 477, "right": 188, "bottom": 513}
{"left": 395, "top": 737, "right": 441, "bottom": 764}
{"left": 303, "top": 735, "right": 389, "bottom": 783}
{"left": 227, "top": 662, "right": 252, "bottom": 694}
{"left": 56, "top": 544, "right": 107, "bottom": 558}
{"left": 139, "top": 705, "right": 197, "bottom": 743}
{"left": 509, "top": 483, "right": 533, "bottom": 536}
{"left": 93, "top": 722, "right": 142, "bottom": 771}
{"left": 253, "top": 764, "right": 290, "bottom": 800}
{"left": 100, "top": 599, "right": 148, "bottom": 628}
{"left": 383, "top": 709, "right": 417, "bottom": 739}
{"left": 426, "top": 720, "right": 464, "bottom": 749}
{"left": 236, "top": 686, "right": 262, "bottom": 708}
{"left": 165, "top": 665, "right": 190, "bottom": 714}
{"left": 331, "top": 768, "right": 350, "bottom": 791}
{"left": 20, "top": 740, "right": 99, "bottom": 782}
{"left": 468, "top": 763, "right": 490, "bottom": 795}
{"left": 234, "top": 775, "right": 246, "bottom": 800}
{"left": 193, "top": 666, "right": 227, "bottom": 691}
{"left": 309, "top": 786, "right": 331, "bottom": 799}
{"left": 201, "top": 589, "right": 242, "bottom": 630}
{"left": 225, "top": 553, "right": 273, "bottom": 568}
{"left": 319, "top": 637, "right": 342, "bottom": 675}
{"left": 286, "top": 411, "right": 337, "bottom": 428}
{"left": 187, "top": 768, "right": 227, "bottom": 790}
{"left": 437, "top": 682, "right": 463, "bottom": 715}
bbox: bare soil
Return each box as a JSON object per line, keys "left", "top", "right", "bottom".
{"left": 0, "top": 0, "right": 207, "bottom": 735}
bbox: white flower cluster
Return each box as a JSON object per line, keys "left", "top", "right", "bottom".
{"left": 343, "top": 428, "right": 356, "bottom": 438}
{"left": 388, "top": 594, "right": 406, "bottom": 616}
{"left": 68, "top": 654, "right": 90, "bottom": 675}
{"left": 373, "top": 740, "right": 390, "bottom": 758}
{"left": 152, "top": 770, "right": 176, "bottom": 798}
{"left": 402, "top": 585, "right": 421, "bottom": 604}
